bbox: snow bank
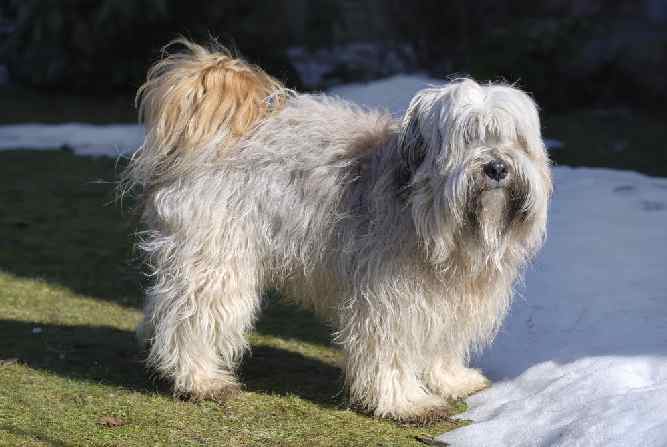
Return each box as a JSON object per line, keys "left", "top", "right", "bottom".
{"left": 0, "top": 123, "right": 143, "bottom": 156}
{"left": 329, "top": 74, "right": 442, "bottom": 114}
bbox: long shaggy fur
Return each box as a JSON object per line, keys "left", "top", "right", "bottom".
{"left": 125, "top": 39, "right": 552, "bottom": 420}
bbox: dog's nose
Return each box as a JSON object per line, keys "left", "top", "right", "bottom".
{"left": 483, "top": 160, "right": 508, "bottom": 182}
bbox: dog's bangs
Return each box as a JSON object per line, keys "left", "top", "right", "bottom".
{"left": 455, "top": 109, "right": 523, "bottom": 148}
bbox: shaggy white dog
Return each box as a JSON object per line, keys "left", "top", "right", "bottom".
{"left": 124, "top": 39, "right": 552, "bottom": 422}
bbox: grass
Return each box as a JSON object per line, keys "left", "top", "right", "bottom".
{"left": 0, "top": 150, "right": 465, "bottom": 446}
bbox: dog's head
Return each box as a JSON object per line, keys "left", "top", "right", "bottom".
{"left": 398, "top": 79, "right": 552, "bottom": 268}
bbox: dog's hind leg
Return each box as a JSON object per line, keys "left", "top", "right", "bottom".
{"left": 142, "top": 235, "right": 262, "bottom": 401}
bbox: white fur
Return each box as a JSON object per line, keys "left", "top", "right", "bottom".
{"left": 127, "top": 78, "right": 552, "bottom": 420}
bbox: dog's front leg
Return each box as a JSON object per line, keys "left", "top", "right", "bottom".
{"left": 337, "top": 301, "right": 449, "bottom": 421}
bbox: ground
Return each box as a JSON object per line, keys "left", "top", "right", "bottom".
{"left": 1, "top": 86, "right": 665, "bottom": 446}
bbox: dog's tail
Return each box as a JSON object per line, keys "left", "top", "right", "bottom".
{"left": 123, "top": 38, "right": 287, "bottom": 191}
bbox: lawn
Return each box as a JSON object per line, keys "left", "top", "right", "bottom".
{"left": 0, "top": 150, "right": 464, "bottom": 446}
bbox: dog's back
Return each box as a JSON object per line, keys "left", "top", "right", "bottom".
{"left": 125, "top": 39, "right": 399, "bottom": 309}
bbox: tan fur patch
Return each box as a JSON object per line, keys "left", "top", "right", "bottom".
{"left": 137, "top": 38, "right": 287, "bottom": 155}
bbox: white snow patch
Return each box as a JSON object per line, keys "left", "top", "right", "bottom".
{"left": 0, "top": 76, "right": 439, "bottom": 156}
{"left": 329, "top": 74, "right": 443, "bottom": 115}
{"left": 0, "top": 123, "right": 143, "bottom": 156}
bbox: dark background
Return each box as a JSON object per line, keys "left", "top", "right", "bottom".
{"left": 1, "top": 0, "right": 666, "bottom": 112}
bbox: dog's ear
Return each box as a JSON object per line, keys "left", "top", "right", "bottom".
{"left": 399, "top": 100, "right": 427, "bottom": 172}
{"left": 395, "top": 92, "right": 430, "bottom": 193}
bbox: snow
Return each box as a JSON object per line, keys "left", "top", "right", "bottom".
{"left": 1, "top": 75, "right": 665, "bottom": 446}
{"left": 0, "top": 76, "right": 441, "bottom": 157}
{"left": 329, "top": 74, "right": 442, "bottom": 115}
{"left": 0, "top": 123, "right": 143, "bottom": 156}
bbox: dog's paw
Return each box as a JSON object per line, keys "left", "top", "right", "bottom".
{"left": 366, "top": 393, "right": 452, "bottom": 425}
{"left": 176, "top": 382, "right": 241, "bottom": 404}
{"left": 394, "top": 405, "right": 454, "bottom": 427}
{"left": 459, "top": 368, "right": 491, "bottom": 397}
{"left": 427, "top": 365, "right": 491, "bottom": 399}
{"left": 173, "top": 371, "right": 242, "bottom": 404}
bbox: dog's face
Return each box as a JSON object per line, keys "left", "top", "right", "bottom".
{"left": 399, "top": 80, "right": 552, "bottom": 267}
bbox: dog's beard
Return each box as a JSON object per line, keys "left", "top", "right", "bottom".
{"left": 465, "top": 180, "right": 530, "bottom": 232}
{"left": 456, "top": 164, "right": 534, "bottom": 268}
{"left": 412, "top": 162, "right": 535, "bottom": 269}
{"left": 475, "top": 188, "right": 509, "bottom": 247}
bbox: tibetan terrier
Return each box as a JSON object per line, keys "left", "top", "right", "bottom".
{"left": 124, "top": 39, "right": 552, "bottom": 421}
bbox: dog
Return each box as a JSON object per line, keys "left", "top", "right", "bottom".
{"left": 123, "top": 39, "right": 552, "bottom": 422}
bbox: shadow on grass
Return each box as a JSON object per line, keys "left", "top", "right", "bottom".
{"left": 255, "top": 293, "right": 335, "bottom": 349}
{"left": 241, "top": 345, "right": 342, "bottom": 406}
{"left": 1, "top": 319, "right": 342, "bottom": 408}
{"left": 0, "top": 150, "right": 142, "bottom": 309}
{"left": 0, "top": 320, "right": 150, "bottom": 391}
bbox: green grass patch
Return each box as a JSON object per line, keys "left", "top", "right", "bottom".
{"left": 0, "top": 150, "right": 464, "bottom": 446}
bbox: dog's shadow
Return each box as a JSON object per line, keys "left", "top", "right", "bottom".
{"left": 241, "top": 344, "right": 343, "bottom": 405}
{"left": 0, "top": 319, "right": 151, "bottom": 391}
{"left": 1, "top": 315, "right": 343, "bottom": 408}
{"left": 247, "top": 295, "right": 344, "bottom": 404}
